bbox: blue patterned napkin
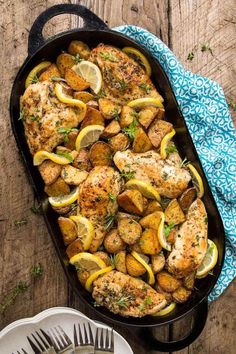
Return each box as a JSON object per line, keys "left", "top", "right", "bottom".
{"left": 115, "top": 25, "right": 236, "bottom": 301}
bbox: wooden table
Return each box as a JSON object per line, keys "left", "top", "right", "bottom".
{"left": 0, "top": 1, "right": 235, "bottom": 353}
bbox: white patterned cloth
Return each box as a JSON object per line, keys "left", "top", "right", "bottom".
{"left": 115, "top": 25, "right": 236, "bottom": 301}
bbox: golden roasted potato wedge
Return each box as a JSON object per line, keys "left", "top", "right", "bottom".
{"left": 109, "top": 133, "right": 130, "bottom": 152}
{"left": 156, "top": 271, "right": 182, "bottom": 293}
{"left": 155, "top": 284, "right": 173, "bottom": 304}
{"left": 151, "top": 253, "right": 165, "bottom": 274}
{"left": 132, "top": 126, "right": 153, "bottom": 153}
{"left": 68, "top": 40, "right": 91, "bottom": 59}
{"left": 77, "top": 270, "right": 90, "bottom": 286}
{"left": 164, "top": 199, "right": 185, "bottom": 225}
{"left": 120, "top": 105, "right": 136, "bottom": 128}
{"left": 102, "top": 120, "right": 121, "bottom": 138}
{"left": 126, "top": 254, "right": 146, "bottom": 277}
{"left": 65, "top": 67, "right": 90, "bottom": 91}
{"left": 39, "top": 64, "right": 61, "bottom": 81}
{"left": 61, "top": 165, "right": 88, "bottom": 185}
{"left": 89, "top": 141, "right": 113, "bottom": 166}
{"left": 117, "top": 189, "right": 144, "bottom": 215}
{"left": 139, "top": 228, "right": 162, "bottom": 255}
{"left": 139, "top": 211, "right": 162, "bottom": 230}
{"left": 98, "top": 98, "right": 121, "bottom": 119}
{"left": 52, "top": 205, "right": 72, "bottom": 215}
{"left": 166, "top": 228, "right": 176, "bottom": 244}
{"left": 94, "top": 251, "right": 111, "bottom": 266}
{"left": 183, "top": 272, "right": 196, "bottom": 290}
{"left": 115, "top": 250, "right": 127, "bottom": 274}
{"left": 142, "top": 200, "right": 162, "bottom": 216}
{"left": 38, "top": 160, "right": 62, "bottom": 185}
{"left": 66, "top": 238, "right": 84, "bottom": 259}
{"left": 81, "top": 107, "right": 104, "bottom": 128}
{"left": 178, "top": 187, "right": 197, "bottom": 212}
{"left": 73, "top": 91, "right": 94, "bottom": 103}
{"left": 58, "top": 216, "right": 77, "bottom": 245}
{"left": 72, "top": 148, "right": 92, "bottom": 171}
{"left": 172, "top": 287, "right": 191, "bottom": 303}
{"left": 138, "top": 107, "right": 158, "bottom": 129}
{"left": 129, "top": 242, "right": 143, "bottom": 253}
{"left": 118, "top": 218, "right": 142, "bottom": 245}
{"left": 86, "top": 100, "right": 99, "bottom": 109}
{"left": 104, "top": 229, "right": 126, "bottom": 253}
{"left": 56, "top": 53, "right": 75, "bottom": 76}
{"left": 44, "top": 177, "right": 70, "bottom": 197}
{"left": 148, "top": 119, "right": 173, "bottom": 148}
{"left": 64, "top": 130, "right": 79, "bottom": 150}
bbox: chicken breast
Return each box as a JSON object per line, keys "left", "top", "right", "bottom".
{"left": 113, "top": 150, "right": 191, "bottom": 198}
{"left": 20, "top": 81, "right": 84, "bottom": 154}
{"left": 90, "top": 44, "right": 163, "bottom": 104}
{"left": 79, "top": 166, "right": 122, "bottom": 252}
{"left": 167, "top": 199, "right": 208, "bottom": 278}
{"left": 92, "top": 270, "right": 167, "bottom": 317}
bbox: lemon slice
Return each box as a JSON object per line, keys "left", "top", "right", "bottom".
{"left": 160, "top": 129, "right": 176, "bottom": 159}
{"left": 122, "top": 47, "right": 152, "bottom": 77}
{"left": 69, "top": 215, "right": 94, "bottom": 251}
{"left": 131, "top": 251, "right": 155, "bottom": 285}
{"left": 55, "top": 82, "right": 87, "bottom": 117}
{"left": 33, "top": 150, "right": 73, "bottom": 166}
{"left": 73, "top": 61, "right": 102, "bottom": 94}
{"left": 127, "top": 97, "right": 164, "bottom": 110}
{"left": 187, "top": 164, "right": 204, "bottom": 198}
{"left": 125, "top": 179, "right": 161, "bottom": 201}
{"left": 25, "top": 61, "right": 51, "bottom": 88}
{"left": 196, "top": 240, "right": 218, "bottom": 278}
{"left": 85, "top": 265, "right": 114, "bottom": 292}
{"left": 157, "top": 212, "right": 172, "bottom": 251}
{"left": 48, "top": 187, "right": 79, "bottom": 207}
{"left": 152, "top": 302, "right": 176, "bottom": 316}
{"left": 75, "top": 125, "right": 104, "bottom": 150}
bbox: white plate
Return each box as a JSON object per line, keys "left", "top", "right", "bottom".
{"left": 0, "top": 307, "right": 133, "bottom": 354}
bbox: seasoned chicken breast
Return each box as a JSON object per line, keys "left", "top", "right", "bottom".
{"left": 79, "top": 166, "right": 122, "bottom": 252}
{"left": 113, "top": 150, "right": 191, "bottom": 198}
{"left": 92, "top": 270, "right": 167, "bottom": 317}
{"left": 90, "top": 44, "right": 163, "bottom": 104}
{"left": 20, "top": 81, "right": 84, "bottom": 154}
{"left": 167, "top": 199, "right": 208, "bottom": 278}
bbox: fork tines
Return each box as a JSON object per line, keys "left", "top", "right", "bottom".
{"left": 12, "top": 349, "right": 28, "bottom": 354}
{"left": 95, "top": 328, "right": 114, "bottom": 353}
{"left": 27, "top": 329, "right": 52, "bottom": 354}
{"left": 47, "top": 325, "right": 73, "bottom": 352}
{"left": 74, "top": 322, "right": 94, "bottom": 348}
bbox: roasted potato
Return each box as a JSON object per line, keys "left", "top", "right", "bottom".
{"left": 38, "top": 160, "right": 62, "bottom": 185}
{"left": 55, "top": 145, "right": 72, "bottom": 154}
{"left": 139, "top": 228, "right": 162, "bottom": 255}
{"left": 89, "top": 141, "right": 113, "bottom": 166}
{"left": 52, "top": 205, "right": 72, "bottom": 215}
{"left": 66, "top": 238, "right": 84, "bottom": 258}
{"left": 102, "top": 120, "right": 121, "bottom": 138}
{"left": 156, "top": 107, "right": 165, "bottom": 120}
{"left": 65, "top": 68, "right": 90, "bottom": 91}
{"left": 166, "top": 228, "right": 176, "bottom": 244}
{"left": 129, "top": 241, "right": 143, "bottom": 253}
{"left": 139, "top": 211, "right": 162, "bottom": 230}
{"left": 115, "top": 250, "right": 127, "bottom": 274}
{"left": 156, "top": 271, "right": 182, "bottom": 293}
{"left": 126, "top": 254, "right": 146, "bottom": 277}
{"left": 116, "top": 212, "right": 140, "bottom": 222}
{"left": 72, "top": 149, "right": 92, "bottom": 171}
{"left": 94, "top": 251, "right": 111, "bottom": 266}
{"left": 183, "top": 272, "right": 196, "bottom": 290}
{"left": 138, "top": 107, "right": 158, "bottom": 129}
{"left": 56, "top": 53, "right": 75, "bottom": 76}
{"left": 64, "top": 130, "right": 79, "bottom": 150}
{"left": 81, "top": 107, "right": 105, "bottom": 128}
{"left": 151, "top": 253, "right": 165, "bottom": 274}
{"left": 39, "top": 64, "right": 61, "bottom": 81}
{"left": 132, "top": 126, "right": 153, "bottom": 153}
{"left": 142, "top": 200, "right": 162, "bottom": 216}
{"left": 118, "top": 218, "right": 142, "bottom": 245}
{"left": 164, "top": 199, "right": 185, "bottom": 225}
{"left": 109, "top": 133, "right": 130, "bottom": 152}
{"left": 58, "top": 216, "right": 77, "bottom": 245}
{"left": 61, "top": 165, "right": 88, "bottom": 185}
{"left": 148, "top": 119, "right": 173, "bottom": 148}
{"left": 98, "top": 98, "right": 121, "bottom": 119}
{"left": 77, "top": 270, "right": 90, "bottom": 286}
{"left": 68, "top": 40, "right": 91, "bottom": 59}
{"left": 44, "top": 177, "right": 70, "bottom": 197}
{"left": 104, "top": 229, "right": 126, "bottom": 253}
{"left": 178, "top": 187, "right": 197, "bottom": 212}
{"left": 154, "top": 284, "right": 173, "bottom": 304}
{"left": 87, "top": 100, "right": 99, "bottom": 109}
{"left": 172, "top": 287, "right": 192, "bottom": 303}
{"left": 117, "top": 189, "right": 144, "bottom": 215}
{"left": 73, "top": 91, "right": 94, "bottom": 103}
{"left": 120, "top": 105, "right": 136, "bottom": 128}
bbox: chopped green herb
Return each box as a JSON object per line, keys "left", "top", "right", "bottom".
{"left": 139, "top": 83, "right": 152, "bottom": 94}
{"left": 122, "top": 119, "right": 138, "bottom": 140}
{"left": 164, "top": 222, "right": 176, "bottom": 238}
{"left": 165, "top": 143, "right": 178, "bottom": 155}
{"left": 187, "top": 52, "right": 195, "bottom": 61}
{"left": 71, "top": 202, "right": 77, "bottom": 212}
{"left": 104, "top": 214, "right": 116, "bottom": 230}
{"left": 30, "top": 75, "right": 39, "bottom": 84}
{"left": 30, "top": 263, "right": 43, "bottom": 278}
{"left": 112, "top": 108, "right": 120, "bottom": 121}
{"left": 30, "top": 115, "right": 39, "bottom": 122}
{"left": 201, "top": 44, "right": 213, "bottom": 55}
{"left": 73, "top": 53, "right": 82, "bottom": 64}
{"left": 99, "top": 52, "right": 117, "bottom": 62}
{"left": 58, "top": 127, "right": 78, "bottom": 142}
{"left": 56, "top": 150, "right": 73, "bottom": 163}
{"left": 108, "top": 192, "right": 116, "bottom": 202}
{"left": 14, "top": 218, "right": 28, "bottom": 227}
{"left": 120, "top": 169, "right": 135, "bottom": 181}
{"left": 118, "top": 79, "right": 128, "bottom": 91}
{"left": 145, "top": 296, "right": 152, "bottom": 305}
{"left": 139, "top": 303, "right": 145, "bottom": 312}
{"left": 95, "top": 90, "right": 107, "bottom": 100}
{"left": 109, "top": 254, "right": 118, "bottom": 267}
{"left": 116, "top": 296, "right": 131, "bottom": 308}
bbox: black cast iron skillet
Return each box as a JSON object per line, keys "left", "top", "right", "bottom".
{"left": 10, "top": 4, "right": 225, "bottom": 352}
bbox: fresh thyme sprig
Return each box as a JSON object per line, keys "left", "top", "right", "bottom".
{"left": 108, "top": 192, "right": 116, "bottom": 202}
{"left": 180, "top": 157, "right": 189, "bottom": 168}
{"left": 139, "top": 83, "right": 152, "bottom": 94}
{"left": 122, "top": 119, "right": 138, "bottom": 140}
{"left": 30, "top": 75, "right": 39, "bottom": 84}
{"left": 116, "top": 295, "right": 132, "bottom": 308}
{"left": 104, "top": 214, "right": 116, "bottom": 230}
{"left": 165, "top": 143, "right": 178, "bottom": 155}
{"left": 164, "top": 222, "right": 176, "bottom": 238}
{"left": 14, "top": 218, "right": 28, "bottom": 227}
{"left": 30, "top": 200, "right": 42, "bottom": 215}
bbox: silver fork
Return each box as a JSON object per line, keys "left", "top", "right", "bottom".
{"left": 27, "top": 329, "right": 55, "bottom": 354}
{"left": 73, "top": 322, "right": 94, "bottom": 353}
{"left": 12, "top": 350, "right": 28, "bottom": 354}
{"left": 47, "top": 325, "right": 74, "bottom": 353}
{"left": 94, "top": 328, "right": 114, "bottom": 354}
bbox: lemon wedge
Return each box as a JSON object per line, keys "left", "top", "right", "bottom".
{"left": 70, "top": 215, "right": 94, "bottom": 251}
{"left": 73, "top": 61, "right": 102, "bottom": 94}
{"left": 33, "top": 150, "right": 73, "bottom": 166}
{"left": 131, "top": 251, "right": 155, "bottom": 285}
{"left": 70, "top": 251, "right": 106, "bottom": 270}
{"left": 187, "top": 164, "right": 204, "bottom": 198}
{"left": 160, "top": 129, "right": 176, "bottom": 159}
{"left": 75, "top": 125, "right": 104, "bottom": 150}
{"left": 48, "top": 187, "right": 79, "bottom": 207}
{"left": 157, "top": 212, "right": 172, "bottom": 251}
{"left": 125, "top": 179, "right": 161, "bottom": 201}
{"left": 122, "top": 47, "right": 152, "bottom": 77}
{"left": 127, "top": 97, "right": 164, "bottom": 110}
{"left": 25, "top": 61, "right": 51, "bottom": 88}
{"left": 152, "top": 302, "right": 176, "bottom": 316}
{"left": 196, "top": 240, "right": 218, "bottom": 278}
{"left": 85, "top": 266, "right": 114, "bottom": 292}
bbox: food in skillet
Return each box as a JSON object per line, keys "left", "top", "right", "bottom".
{"left": 20, "top": 40, "right": 218, "bottom": 317}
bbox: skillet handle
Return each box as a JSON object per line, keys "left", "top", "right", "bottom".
{"left": 28, "top": 4, "right": 108, "bottom": 56}
{"left": 143, "top": 299, "right": 208, "bottom": 352}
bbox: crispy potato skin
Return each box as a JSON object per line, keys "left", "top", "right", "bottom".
{"left": 178, "top": 187, "right": 197, "bottom": 211}
{"left": 154, "top": 284, "right": 173, "bottom": 304}
{"left": 102, "top": 120, "right": 121, "bottom": 138}
{"left": 73, "top": 91, "right": 94, "bottom": 103}
{"left": 120, "top": 106, "right": 135, "bottom": 128}
{"left": 138, "top": 107, "right": 158, "bottom": 129}
{"left": 89, "top": 142, "right": 113, "bottom": 166}
{"left": 133, "top": 126, "right": 153, "bottom": 153}
{"left": 151, "top": 253, "right": 165, "bottom": 274}
{"left": 156, "top": 271, "right": 182, "bottom": 293}
{"left": 61, "top": 165, "right": 88, "bottom": 185}
{"left": 77, "top": 270, "right": 90, "bottom": 286}
{"left": 126, "top": 254, "right": 146, "bottom": 277}
{"left": 140, "top": 211, "right": 162, "bottom": 230}
{"left": 44, "top": 177, "right": 70, "bottom": 197}
{"left": 94, "top": 251, "right": 111, "bottom": 266}
{"left": 109, "top": 133, "right": 130, "bottom": 152}
{"left": 65, "top": 68, "right": 90, "bottom": 91}
{"left": 38, "top": 160, "right": 62, "bottom": 185}
{"left": 68, "top": 40, "right": 91, "bottom": 59}
{"left": 72, "top": 149, "right": 92, "bottom": 171}
{"left": 118, "top": 218, "right": 142, "bottom": 245}
{"left": 56, "top": 53, "right": 75, "bottom": 76}
{"left": 183, "top": 272, "right": 195, "bottom": 290}
{"left": 115, "top": 250, "right": 127, "bottom": 274}
{"left": 148, "top": 119, "right": 173, "bottom": 148}
{"left": 164, "top": 199, "right": 185, "bottom": 225}
{"left": 117, "top": 189, "right": 144, "bottom": 215}
{"left": 98, "top": 98, "right": 121, "bottom": 120}
{"left": 39, "top": 64, "right": 61, "bottom": 81}
{"left": 142, "top": 200, "right": 162, "bottom": 216}
{"left": 81, "top": 107, "right": 105, "bottom": 128}
{"left": 139, "top": 228, "right": 162, "bottom": 255}
{"left": 104, "top": 229, "right": 126, "bottom": 253}
{"left": 52, "top": 205, "right": 72, "bottom": 215}
{"left": 58, "top": 216, "right": 77, "bottom": 245}
{"left": 66, "top": 238, "right": 84, "bottom": 258}
{"left": 172, "top": 287, "right": 191, "bottom": 303}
